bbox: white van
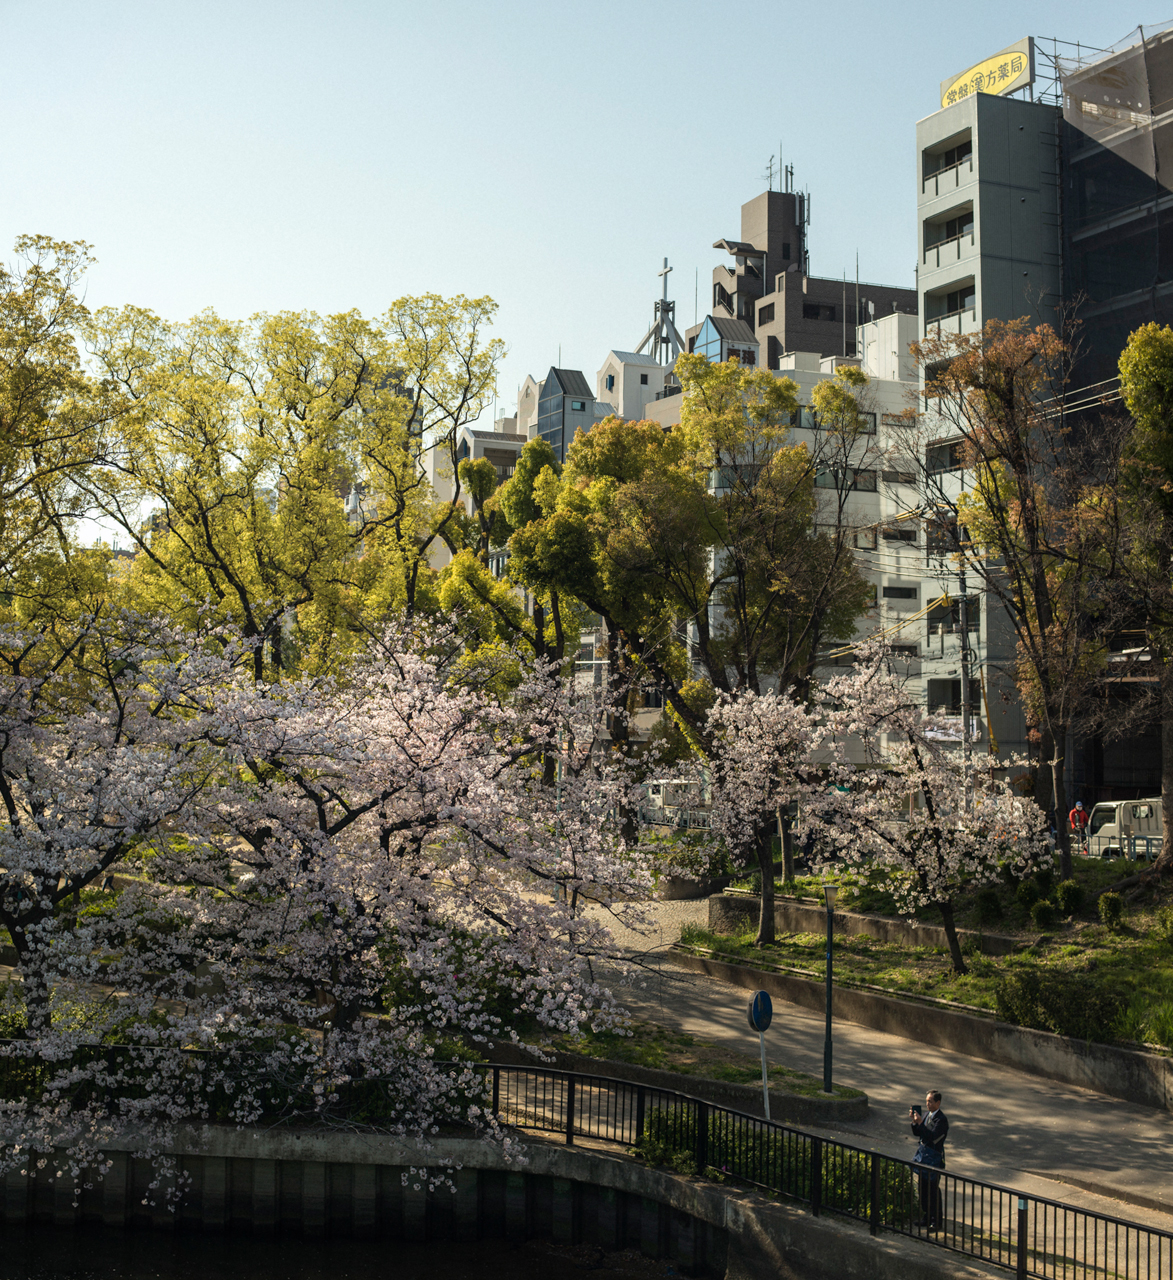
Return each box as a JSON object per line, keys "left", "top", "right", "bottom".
{"left": 1085, "top": 798, "right": 1163, "bottom": 860}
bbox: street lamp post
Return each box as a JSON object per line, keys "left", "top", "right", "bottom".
{"left": 823, "top": 884, "right": 838, "bottom": 1093}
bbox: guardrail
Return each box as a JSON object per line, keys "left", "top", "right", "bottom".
{"left": 485, "top": 1063, "right": 1172, "bottom": 1280}
{"left": 2, "top": 1045, "right": 1169, "bottom": 1276}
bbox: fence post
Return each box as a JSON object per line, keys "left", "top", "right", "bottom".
{"left": 695, "top": 1101, "right": 708, "bottom": 1174}
{"left": 492, "top": 1066, "right": 500, "bottom": 1119}
{"left": 1016, "top": 1196, "right": 1027, "bottom": 1280}
{"left": 869, "top": 1153, "right": 881, "bottom": 1236}
{"left": 811, "top": 1137, "right": 823, "bottom": 1217}
{"left": 565, "top": 1075, "right": 576, "bottom": 1145}
{"left": 635, "top": 1086, "right": 646, "bottom": 1146}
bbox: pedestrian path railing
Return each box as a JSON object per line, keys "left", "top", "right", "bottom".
{"left": 1, "top": 1043, "right": 1169, "bottom": 1277}
{"left": 482, "top": 1063, "right": 1173, "bottom": 1280}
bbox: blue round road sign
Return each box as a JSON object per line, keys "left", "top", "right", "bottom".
{"left": 748, "top": 990, "right": 773, "bottom": 1033}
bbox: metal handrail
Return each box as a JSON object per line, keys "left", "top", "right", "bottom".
{"left": 1, "top": 1045, "right": 1169, "bottom": 1276}
{"left": 481, "top": 1062, "right": 1173, "bottom": 1279}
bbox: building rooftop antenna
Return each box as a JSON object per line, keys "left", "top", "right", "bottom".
{"left": 634, "top": 258, "right": 686, "bottom": 365}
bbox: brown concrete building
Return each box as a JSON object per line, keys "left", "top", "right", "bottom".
{"left": 690, "top": 190, "right": 917, "bottom": 369}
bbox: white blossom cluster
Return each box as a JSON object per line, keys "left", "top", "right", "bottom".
{"left": 704, "top": 643, "right": 1050, "bottom": 914}
{"left": 0, "top": 617, "right": 653, "bottom": 1188}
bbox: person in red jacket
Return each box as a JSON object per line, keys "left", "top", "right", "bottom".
{"left": 1069, "top": 800, "right": 1089, "bottom": 848}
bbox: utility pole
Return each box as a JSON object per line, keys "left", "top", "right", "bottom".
{"left": 958, "top": 563, "right": 973, "bottom": 812}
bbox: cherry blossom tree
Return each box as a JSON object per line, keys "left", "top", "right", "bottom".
{"left": 0, "top": 614, "right": 652, "bottom": 1190}
{"left": 704, "top": 687, "right": 830, "bottom": 944}
{"left": 814, "top": 647, "right": 1051, "bottom": 973}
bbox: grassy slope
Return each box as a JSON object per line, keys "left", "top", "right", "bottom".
{"left": 698, "top": 857, "right": 1173, "bottom": 1048}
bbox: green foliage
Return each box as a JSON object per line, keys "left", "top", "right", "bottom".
{"left": 1016, "top": 880, "right": 1041, "bottom": 911}
{"left": 975, "top": 888, "right": 1004, "bottom": 924}
{"left": 994, "top": 970, "right": 1120, "bottom": 1040}
{"left": 1155, "top": 905, "right": 1173, "bottom": 946}
{"left": 635, "top": 1106, "right": 912, "bottom": 1218}
{"left": 1054, "top": 880, "right": 1085, "bottom": 916}
{"left": 645, "top": 831, "right": 735, "bottom": 881}
{"left": 1099, "top": 892, "right": 1125, "bottom": 931}
{"left": 1030, "top": 899, "right": 1058, "bottom": 931}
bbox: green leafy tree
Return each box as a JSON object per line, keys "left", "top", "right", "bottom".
{"left": 1118, "top": 322, "right": 1173, "bottom": 875}
{"left": 84, "top": 298, "right": 504, "bottom": 678}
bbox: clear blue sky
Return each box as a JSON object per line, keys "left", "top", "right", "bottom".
{"left": 3, "top": 1, "right": 1151, "bottom": 421}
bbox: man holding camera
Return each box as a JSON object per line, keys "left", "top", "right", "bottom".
{"left": 909, "top": 1090, "right": 948, "bottom": 1231}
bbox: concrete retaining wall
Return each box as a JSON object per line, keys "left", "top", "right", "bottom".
{"left": 711, "top": 891, "right": 1020, "bottom": 956}
{"left": 672, "top": 949, "right": 1173, "bottom": 1112}
{"left": 0, "top": 1129, "right": 1001, "bottom": 1280}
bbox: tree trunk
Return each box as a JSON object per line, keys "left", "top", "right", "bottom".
{"left": 938, "top": 899, "right": 968, "bottom": 974}
{"left": 755, "top": 823, "right": 776, "bottom": 946}
{"left": 1156, "top": 659, "right": 1173, "bottom": 876}
{"left": 777, "top": 807, "right": 795, "bottom": 884}
{"left": 1050, "top": 730, "right": 1072, "bottom": 881}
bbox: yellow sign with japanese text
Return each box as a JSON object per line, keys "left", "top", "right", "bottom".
{"left": 940, "top": 38, "right": 1034, "bottom": 109}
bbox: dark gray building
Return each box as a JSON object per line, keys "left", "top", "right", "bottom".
{"left": 692, "top": 190, "right": 918, "bottom": 368}
{"left": 536, "top": 367, "right": 597, "bottom": 463}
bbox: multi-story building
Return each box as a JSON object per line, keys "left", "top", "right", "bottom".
{"left": 913, "top": 28, "right": 1173, "bottom": 799}
{"left": 699, "top": 189, "right": 918, "bottom": 368}
{"left": 916, "top": 85, "right": 1062, "bottom": 343}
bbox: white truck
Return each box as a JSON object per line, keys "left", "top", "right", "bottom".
{"left": 1084, "top": 797, "right": 1163, "bottom": 860}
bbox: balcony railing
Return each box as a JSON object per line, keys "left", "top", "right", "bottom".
{"left": 924, "top": 307, "right": 977, "bottom": 337}
{"left": 923, "top": 230, "right": 975, "bottom": 268}
{"left": 922, "top": 157, "right": 973, "bottom": 198}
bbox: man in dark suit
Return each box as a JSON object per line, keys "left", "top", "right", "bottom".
{"left": 909, "top": 1089, "right": 948, "bottom": 1230}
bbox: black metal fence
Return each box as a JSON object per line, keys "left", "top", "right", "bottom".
{"left": 2, "top": 1044, "right": 1169, "bottom": 1277}
{"left": 485, "top": 1063, "right": 1173, "bottom": 1280}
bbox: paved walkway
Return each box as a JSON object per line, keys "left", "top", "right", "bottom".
{"left": 585, "top": 898, "right": 1173, "bottom": 1231}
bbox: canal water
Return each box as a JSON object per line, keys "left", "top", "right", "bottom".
{"left": 0, "top": 1229, "right": 681, "bottom": 1280}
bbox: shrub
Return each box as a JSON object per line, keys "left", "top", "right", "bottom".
{"left": 1036, "top": 866, "right": 1055, "bottom": 898}
{"left": 974, "top": 888, "right": 1003, "bottom": 924}
{"left": 1155, "top": 905, "right": 1173, "bottom": 946}
{"left": 1054, "top": 880, "right": 1085, "bottom": 916}
{"left": 1145, "top": 1000, "right": 1173, "bottom": 1048}
{"left": 1016, "top": 880, "right": 1041, "bottom": 911}
{"left": 1099, "top": 892, "right": 1125, "bottom": 931}
{"left": 1030, "top": 900, "right": 1058, "bottom": 931}
{"left": 994, "top": 970, "right": 1120, "bottom": 1041}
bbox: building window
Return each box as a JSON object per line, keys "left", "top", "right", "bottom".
{"left": 854, "top": 528, "right": 877, "bottom": 550}
{"left": 883, "top": 585, "right": 918, "bottom": 599}
{"left": 803, "top": 302, "right": 836, "bottom": 321}
{"left": 927, "top": 595, "right": 980, "bottom": 637}
{"left": 881, "top": 527, "right": 917, "bottom": 543}
{"left": 891, "top": 644, "right": 918, "bottom": 659}
{"left": 882, "top": 469, "right": 917, "bottom": 484}
{"left": 605, "top": 374, "right": 614, "bottom": 391}
{"left": 782, "top": 242, "right": 791, "bottom": 260}
{"left": 926, "top": 439, "right": 966, "bottom": 473}
{"left": 926, "top": 520, "right": 960, "bottom": 555}
{"left": 640, "top": 373, "right": 649, "bottom": 385}
{"left": 945, "top": 286, "right": 975, "bottom": 314}
{"left": 758, "top": 303, "right": 775, "bottom": 324}
{"left": 927, "top": 678, "right": 980, "bottom": 716}
{"left": 815, "top": 467, "right": 877, "bottom": 492}
{"left": 570, "top": 400, "right": 586, "bottom": 411}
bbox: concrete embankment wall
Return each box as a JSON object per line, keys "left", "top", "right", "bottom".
{"left": 673, "top": 948, "right": 1173, "bottom": 1113}
{"left": 711, "top": 891, "right": 1020, "bottom": 956}
{"left": 0, "top": 1130, "right": 1000, "bottom": 1280}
